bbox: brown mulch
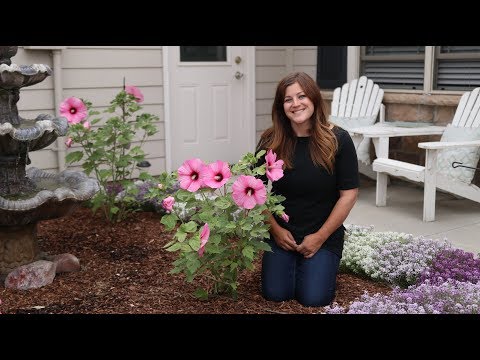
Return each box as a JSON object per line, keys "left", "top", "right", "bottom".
{"left": 0, "top": 206, "right": 391, "bottom": 314}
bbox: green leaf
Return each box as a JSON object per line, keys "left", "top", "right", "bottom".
{"left": 254, "top": 240, "right": 272, "bottom": 251}
{"left": 189, "top": 237, "right": 201, "bottom": 251}
{"left": 242, "top": 245, "right": 255, "bottom": 260}
{"left": 214, "top": 197, "right": 231, "bottom": 209}
{"left": 165, "top": 243, "right": 182, "bottom": 252}
{"left": 161, "top": 214, "right": 178, "bottom": 230}
{"left": 180, "top": 221, "right": 198, "bottom": 233}
{"left": 241, "top": 223, "right": 253, "bottom": 231}
{"left": 255, "top": 149, "right": 266, "bottom": 158}
{"left": 186, "top": 259, "right": 201, "bottom": 273}
{"left": 175, "top": 230, "right": 187, "bottom": 242}
{"left": 194, "top": 288, "right": 209, "bottom": 300}
{"left": 65, "top": 151, "right": 84, "bottom": 164}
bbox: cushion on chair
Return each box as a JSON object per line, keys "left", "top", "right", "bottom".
{"left": 437, "top": 124, "right": 480, "bottom": 184}
{"left": 329, "top": 115, "right": 377, "bottom": 165}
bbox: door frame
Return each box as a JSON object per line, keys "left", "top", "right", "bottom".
{"left": 163, "top": 46, "right": 256, "bottom": 172}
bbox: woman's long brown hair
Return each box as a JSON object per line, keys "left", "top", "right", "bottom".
{"left": 257, "top": 72, "right": 338, "bottom": 173}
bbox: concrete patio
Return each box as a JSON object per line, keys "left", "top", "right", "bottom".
{"left": 346, "top": 176, "right": 480, "bottom": 255}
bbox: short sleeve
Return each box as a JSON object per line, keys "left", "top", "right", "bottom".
{"left": 335, "top": 128, "right": 359, "bottom": 190}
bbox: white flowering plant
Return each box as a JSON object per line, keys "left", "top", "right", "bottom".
{"left": 155, "top": 150, "right": 287, "bottom": 299}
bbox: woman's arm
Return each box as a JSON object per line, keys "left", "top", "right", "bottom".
{"left": 297, "top": 188, "right": 358, "bottom": 258}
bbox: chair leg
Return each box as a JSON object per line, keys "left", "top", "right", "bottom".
{"left": 423, "top": 182, "right": 436, "bottom": 222}
{"left": 423, "top": 149, "right": 438, "bottom": 222}
{"left": 376, "top": 172, "right": 388, "bottom": 206}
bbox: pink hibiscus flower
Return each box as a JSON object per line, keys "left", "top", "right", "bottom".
{"left": 177, "top": 158, "right": 206, "bottom": 192}
{"left": 125, "top": 85, "right": 144, "bottom": 103}
{"left": 265, "top": 149, "right": 284, "bottom": 182}
{"left": 203, "top": 160, "right": 231, "bottom": 189}
{"left": 198, "top": 223, "right": 210, "bottom": 257}
{"left": 59, "top": 97, "right": 88, "bottom": 124}
{"left": 162, "top": 196, "right": 175, "bottom": 212}
{"left": 232, "top": 175, "right": 267, "bottom": 209}
{"left": 65, "top": 137, "right": 73, "bottom": 148}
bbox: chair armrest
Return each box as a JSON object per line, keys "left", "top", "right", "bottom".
{"left": 350, "top": 124, "right": 445, "bottom": 138}
{"left": 418, "top": 140, "right": 480, "bottom": 150}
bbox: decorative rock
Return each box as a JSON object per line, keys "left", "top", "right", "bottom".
{"left": 52, "top": 253, "right": 80, "bottom": 273}
{"left": 4, "top": 260, "right": 56, "bottom": 290}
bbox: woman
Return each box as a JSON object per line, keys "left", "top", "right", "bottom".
{"left": 257, "top": 72, "right": 359, "bottom": 307}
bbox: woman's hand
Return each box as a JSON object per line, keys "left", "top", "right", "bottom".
{"left": 297, "top": 233, "right": 324, "bottom": 259}
{"left": 271, "top": 226, "right": 298, "bottom": 252}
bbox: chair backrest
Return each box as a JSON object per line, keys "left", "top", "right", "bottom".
{"left": 331, "top": 76, "right": 384, "bottom": 122}
{"left": 452, "top": 87, "right": 480, "bottom": 128}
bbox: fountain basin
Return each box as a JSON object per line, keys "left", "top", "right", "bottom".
{"left": 0, "top": 63, "right": 51, "bottom": 89}
{"left": 0, "top": 114, "right": 68, "bottom": 154}
{"left": 0, "top": 167, "right": 99, "bottom": 226}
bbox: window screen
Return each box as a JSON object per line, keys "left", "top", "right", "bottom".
{"left": 434, "top": 46, "right": 480, "bottom": 91}
{"left": 361, "top": 46, "right": 425, "bottom": 90}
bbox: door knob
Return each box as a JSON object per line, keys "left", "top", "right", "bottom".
{"left": 234, "top": 71, "right": 244, "bottom": 80}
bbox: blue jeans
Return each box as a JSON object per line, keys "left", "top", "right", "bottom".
{"left": 261, "top": 239, "right": 340, "bottom": 307}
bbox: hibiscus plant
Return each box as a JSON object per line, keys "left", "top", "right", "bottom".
{"left": 156, "top": 150, "right": 287, "bottom": 299}
{"left": 61, "top": 85, "right": 159, "bottom": 222}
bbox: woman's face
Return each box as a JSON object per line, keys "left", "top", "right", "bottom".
{"left": 283, "top": 82, "right": 314, "bottom": 136}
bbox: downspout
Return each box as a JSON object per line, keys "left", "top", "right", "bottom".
{"left": 52, "top": 49, "right": 66, "bottom": 172}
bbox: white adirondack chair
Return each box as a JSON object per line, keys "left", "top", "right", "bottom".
{"left": 330, "top": 76, "right": 385, "bottom": 178}
{"left": 372, "top": 87, "right": 480, "bottom": 222}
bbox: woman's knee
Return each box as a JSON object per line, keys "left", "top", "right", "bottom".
{"left": 296, "top": 291, "right": 335, "bottom": 307}
{"left": 262, "top": 281, "right": 295, "bottom": 302}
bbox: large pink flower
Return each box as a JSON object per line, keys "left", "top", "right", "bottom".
{"left": 178, "top": 158, "right": 206, "bottom": 192}
{"left": 203, "top": 160, "right": 231, "bottom": 189}
{"left": 198, "top": 223, "right": 210, "bottom": 257}
{"left": 265, "top": 149, "right": 284, "bottom": 182}
{"left": 125, "top": 85, "right": 144, "bottom": 103}
{"left": 59, "top": 97, "right": 88, "bottom": 124}
{"left": 232, "top": 175, "right": 267, "bottom": 209}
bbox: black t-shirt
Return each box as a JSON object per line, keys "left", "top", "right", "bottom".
{"left": 258, "top": 126, "right": 359, "bottom": 257}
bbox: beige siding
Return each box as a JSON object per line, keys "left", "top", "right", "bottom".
{"left": 255, "top": 47, "right": 289, "bottom": 142}
{"left": 14, "top": 46, "right": 165, "bottom": 176}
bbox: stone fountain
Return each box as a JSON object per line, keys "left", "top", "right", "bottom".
{"left": 0, "top": 46, "right": 99, "bottom": 288}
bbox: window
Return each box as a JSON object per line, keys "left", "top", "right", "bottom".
{"left": 180, "top": 46, "right": 227, "bottom": 62}
{"left": 360, "top": 46, "right": 480, "bottom": 92}
{"left": 316, "top": 46, "right": 347, "bottom": 89}
{"left": 434, "top": 46, "right": 480, "bottom": 90}
{"left": 361, "top": 46, "right": 425, "bottom": 90}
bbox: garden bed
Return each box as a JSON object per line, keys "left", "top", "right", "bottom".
{"left": 0, "top": 207, "right": 391, "bottom": 314}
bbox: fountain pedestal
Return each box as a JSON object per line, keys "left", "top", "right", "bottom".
{"left": 0, "top": 224, "right": 38, "bottom": 274}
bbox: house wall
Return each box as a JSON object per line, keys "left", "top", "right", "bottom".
{"left": 15, "top": 46, "right": 165, "bottom": 176}
{"left": 16, "top": 46, "right": 318, "bottom": 177}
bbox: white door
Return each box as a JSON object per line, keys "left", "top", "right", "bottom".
{"left": 166, "top": 46, "right": 255, "bottom": 171}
